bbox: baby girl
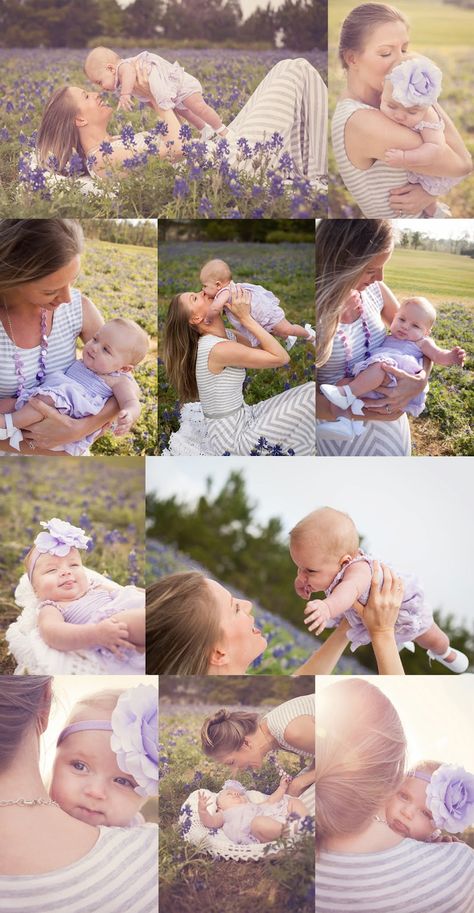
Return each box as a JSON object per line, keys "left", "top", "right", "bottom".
{"left": 320, "top": 296, "right": 465, "bottom": 438}
{"left": 380, "top": 56, "right": 464, "bottom": 216}
{"left": 50, "top": 684, "right": 158, "bottom": 827}
{"left": 84, "top": 46, "right": 228, "bottom": 139}
{"left": 289, "top": 507, "right": 469, "bottom": 673}
{"left": 26, "top": 518, "right": 145, "bottom": 658}
{"left": 200, "top": 258, "right": 315, "bottom": 350}
{"left": 386, "top": 762, "right": 474, "bottom": 843}
{"left": 198, "top": 776, "right": 308, "bottom": 844}
{"left": 0, "top": 317, "right": 149, "bottom": 455}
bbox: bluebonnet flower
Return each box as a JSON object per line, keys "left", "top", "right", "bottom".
{"left": 198, "top": 197, "right": 214, "bottom": 216}
{"left": 179, "top": 124, "right": 192, "bottom": 140}
{"left": 99, "top": 140, "right": 113, "bottom": 155}
{"left": 173, "top": 177, "right": 190, "bottom": 199}
{"left": 121, "top": 124, "right": 136, "bottom": 147}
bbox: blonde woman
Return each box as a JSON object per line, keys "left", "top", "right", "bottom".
{"left": 164, "top": 287, "right": 316, "bottom": 455}
{"left": 315, "top": 219, "right": 431, "bottom": 456}
{"left": 331, "top": 3, "right": 471, "bottom": 218}
{"left": 0, "top": 219, "right": 122, "bottom": 455}
{"left": 146, "top": 563, "right": 406, "bottom": 676}
{"left": 315, "top": 679, "right": 474, "bottom": 912}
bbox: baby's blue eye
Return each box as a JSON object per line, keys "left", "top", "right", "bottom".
{"left": 72, "top": 761, "right": 87, "bottom": 771}
{"left": 115, "top": 776, "right": 134, "bottom": 788}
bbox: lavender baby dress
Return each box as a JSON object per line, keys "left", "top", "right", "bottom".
{"left": 351, "top": 336, "right": 427, "bottom": 417}
{"left": 221, "top": 794, "right": 291, "bottom": 844}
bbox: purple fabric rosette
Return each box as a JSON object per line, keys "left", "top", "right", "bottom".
{"left": 426, "top": 764, "right": 474, "bottom": 833}
{"left": 110, "top": 684, "right": 158, "bottom": 797}
{"left": 388, "top": 56, "right": 442, "bottom": 109}
{"left": 34, "top": 518, "right": 91, "bottom": 556}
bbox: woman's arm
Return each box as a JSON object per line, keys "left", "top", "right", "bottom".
{"left": 209, "top": 289, "right": 290, "bottom": 371}
{"left": 293, "top": 618, "right": 351, "bottom": 675}
{"left": 80, "top": 293, "right": 104, "bottom": 342}
{"left": 281, "top": 715, "right": 315, "bottom": 757}
{"left": 21, "top": 397, "right": 120, "bottom": 449}
{"left": 353, "top": 562, "right": 405, "bottom": 676}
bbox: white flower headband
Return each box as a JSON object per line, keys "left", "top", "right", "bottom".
{"left": 409, "top": 764, "right": 474, "bottom": 833}
{"left": 28, "top": 518, "right": 91, "bottom": 580}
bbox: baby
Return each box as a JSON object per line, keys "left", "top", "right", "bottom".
{"left": 386, "top": 762, "right": 474, "bottom": 843}
{"left": 320, "top": 296, "right": 465, "bottom": 438}
{"left": 198, "top": 776, "right": 308, "bottom": 844}
{"left": 50, "top": 685, "right": 158, "bottom": 827}
{"left": 0, "top": 317, "right": 149, "bottom": 455}
{"left": 26, "top": 518, "right": 145, "bottom": 657}
{"left": 289, "top": 507, "right": 469, "bottom": 673}
{"left": 84, "top": 46, "right": 228, "bottom": 139}
{"left": 380, "top": 56, "right": 464, "bottom": 216}
{"left": 200, "top": 258, "right": 315, "bottom": 350}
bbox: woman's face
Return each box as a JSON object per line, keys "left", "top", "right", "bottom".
{"left": 8, "top": 255, "right": 81, "bottom": 310}
{"left": 68, "top": 86, "right": 112, "bottom": 128}
{"left": 349, "top": 21, "right": 410, "bottom": 93}
{"left": 355, "top": 249, "right": 393, "bottom": 291}
{"left": 180, "top": 290, "right": 210, "bottom": 325}
{"left": 214, "top": 735, "right": 269, "bottom": 771}
{"left": 205, "top": 578, "right": 267, "bottom": 673}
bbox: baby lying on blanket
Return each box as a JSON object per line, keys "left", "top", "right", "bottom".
{"left": 198, "top": 776, "right": 308, "bottom": 844}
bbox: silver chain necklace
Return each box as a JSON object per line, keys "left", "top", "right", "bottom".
{"left": 372, "top": 814, "right": 388, "bottom": 825}
{"left": 0, "top": 797, "right": 59, "bottom": 807}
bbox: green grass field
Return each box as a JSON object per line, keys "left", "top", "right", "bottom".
{"left": 329, "top": 0, "right": 474, "bottom": 48}
{"left": 385, "top": 248, "right": 474, "bottom": 304}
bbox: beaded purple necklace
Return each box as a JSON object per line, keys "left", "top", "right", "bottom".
{"left": 337, "top": 305, "right": 371, "bottom": 376}
{"left": 2, "top": 301, "right": 48, "bottom": 398}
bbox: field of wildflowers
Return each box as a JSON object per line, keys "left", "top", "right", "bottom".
{"left": 0, "top": 48, "right": 327, "bottom": 218}
{"left": 159, "top": 680, "right": 315, "bottom": 913}
{"left": 146, "top": 537, "right": 367, "bottom": 676}
{"left": 158, "top": 240, "right": 316, "bottom": 453}
{"left": 0, "top": 457, "right": 145, "bottom": 673}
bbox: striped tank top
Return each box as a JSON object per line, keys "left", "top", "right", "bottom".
{"left": 317, "top": 282, "right": 386, "bottom": 386}
{"left": 0, "top": 288, "right": 83, "bottom": 397}
{"left": 332, "top": 98, "right": 420, "bottom": 218}
{"left": 195, "top": 331, "right": 245, "bottom": 419}
{"left": 264, "top": 693, "right": 315, "bottom": 758}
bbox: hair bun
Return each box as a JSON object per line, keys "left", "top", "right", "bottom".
{"left": 213, "top": 709, "right": 230, "bottom": 723}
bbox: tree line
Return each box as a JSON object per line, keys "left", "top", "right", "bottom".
{"left": 0, "top": 0, "right": 327, "bottom": 49}
{"left": 157, "top": 219, "right": 315, "bottom": 243}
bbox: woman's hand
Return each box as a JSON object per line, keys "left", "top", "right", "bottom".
{"left": 134, "top": 58, "right": 153, "bottom": 101}
{"left": 362, "top": 362, "right": 427, "bottom": 413}
{"left": 353, "top": 561, "right": 403, "bottom": 637}
{"left": 21, "top": 400, "right": 110, "bottom": 449}
{"left": 389, "top": 182, "right": 437, "bottom": 215}
{"left": 286, "top": 767, "right": 315, "bottom": 797}
{"left": 226, "top": 286, "right": 252, "bottom": 323}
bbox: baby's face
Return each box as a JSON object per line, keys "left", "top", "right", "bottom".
{"left": 289, "top": 535, "right": 343, "bottom": 597}
{"left": 199, "top": 270, "right": 222, "bottom": 299}
{"left": 380, "top": 81, "right": 426, "bottom": 128}
{"left": 82, "top": 322, "right": 133, "bottom": 374}
{"left": 390, "top": 301, "right": 431, "bottom": 342}
{"left": 32, "top": 549, "right": 88, "bottom": 602}
{"left": 89, "top": 62, "right": 117, "bottom": 93}
{"left": 217, "top": 789, "right": 249, "bottom": 810}
{"left": 386, "top": 776, "right": 436, "bottom": 840}
{"left": 51, "top": 728, "right": 143, "bottom": 827}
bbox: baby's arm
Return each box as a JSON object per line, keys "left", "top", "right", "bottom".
{"left": 104, "top": 373, "right": 142, "bottom": 431}
{"left": 261, "top": 775, "right": 291, "bottom": 804}
{"left": 38, "top": 604, "right": 131, "bottom": 653}
{"left": 418, "top": 336, "right": 466, "bottom": 366}
{"left": 385, "top": 108, "right": 446, "bottom": 168}
{"left": 197, "top": 792, "right": 224, "bottom": 829}
{"left": 304, "top": 562, "right": 373, "bottom": 635}
{"left": 117, "top": 61, "right": 137, "bottom": 111}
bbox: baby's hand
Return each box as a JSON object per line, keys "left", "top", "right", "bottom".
{"left": 384, "top": 148, "right": 405, "bottom": 167}
{"left": 304, "top": 599, "right": 331, "bottom": 635}
{"left": 95, "top": 618, "right": 130, "bottom": 652}
{"left": 198, "top": 791, "right": 211, "bottom": 813}
{"left": 447, "top": 346, "right": 466, "bottom": 366}
{"left": 279, "top": 774, "right": 291, "bottom": 791}
{"left": 294, "top": 577, "right": 312, "bottom": 600}
{"left": 114, "top": 405, "right": 141, "bottom": 436}
{"left": 117, "top": 94, "right": 134, "bottom": 112}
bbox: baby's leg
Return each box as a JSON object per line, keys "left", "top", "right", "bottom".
{"left": 250, "top": 816, "right": 283, "bottom": 843}
{"left": 272, "top": 318, "right": 313, "bottom": 340}
{"left": 175, "top": 104, "right": 207, "bottom": 131}
{"left": 109, "top": 609, "right": 145, "bottom": 648}
{"left": 287, "top": 798, "right": 308, "bottom": 817}
{"left": 4, "top": 395, "right": 56, "bottom": 430}
{"left": 182, "top": 93, "right": 226, "bottom": 133}
{"left": 415, "top": 623, "right": 456, "bottom": 662}
{"left": 347, "top": 362, "right": 388, "bottom": 397}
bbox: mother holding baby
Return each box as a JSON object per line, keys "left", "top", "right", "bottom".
{"left": 332, "top": 3, "right": 471, "bottom": 218}
{"left": 0, "top": 219, "right": 123, "bottom": 456}
{"left": 164, "top": 286, "right": 316, "bottom": 455}
{"left": 316, "top": 218, "right": 428, "bottom": 456}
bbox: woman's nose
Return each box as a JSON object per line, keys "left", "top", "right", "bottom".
{"left": 53, "top": 284, "right": 72, "bottom": 304}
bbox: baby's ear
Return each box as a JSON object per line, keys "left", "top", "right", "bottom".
{"left": 121, "top": 363, "right": 135, "bottom": 373}
{"left": 339, "top": 553, "right": 353, "bottom": 568}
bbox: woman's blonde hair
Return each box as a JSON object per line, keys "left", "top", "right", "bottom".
{"left": 201, "top": 709, "right": 259, "bottom": 757}
{"left": 0, "top": 676, "right": 52, "bottom": 772}
{"left": 339, "top": 3, "right": 409, "bottom": 69}
{"left": 146, "top": 572, "right": 223, "bottom": 675}
{"left": 163, "top": 294, "right": 200, "bottom": 402}
{"left": 316, "top": 679, "right": 406, "bottom": 850}
{"left": 315, "top": 219, "right": 393, "bottom": 367}
{"left": 37, "top": 87, "right": 87, "bottom": 174}
{"left": 0, "top": 219, "right": 84, "bottom": 294}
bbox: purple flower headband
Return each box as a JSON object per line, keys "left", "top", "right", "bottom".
{"left": 409, "top": 764, "right": 474, "bottom": 833}
{"left": 28, "top": 518, "right": 91, "bottom": 581}
{"left": 57, "top": 685, "right": 158, "bottom": 798}
{"left": 386, "top": 56, "right": 442, "bottom": 109}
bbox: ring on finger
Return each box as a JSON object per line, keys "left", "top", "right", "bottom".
{"left": 28, "top": 441, "right": 36, "bottom": 450}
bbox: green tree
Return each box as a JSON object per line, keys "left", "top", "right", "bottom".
{"left": 123, "top": 0, "right": 165, "bottom": 38}
{"left": 277, "top": 0, "right": 327, "bottom": 50}
{"left": 162, "top": 0, "right": 242, "bottom": 41}
{"left": 239, "top": 2, "right": 276, "bottom": 43}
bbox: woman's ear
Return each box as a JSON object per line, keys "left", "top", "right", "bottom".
{"left": 37, "top": 679, "right": 53, "bottom": 735}
{"left": 208, "top": 646, "right": 228, "bottom": 669}
{"left": 343, "top": 50, "right": 358, "bottom": 69}
{"left": 74, "top": 114, "right": 88, "bottom": 128}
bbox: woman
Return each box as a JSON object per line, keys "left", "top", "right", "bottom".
{"left": 316, "top": 219, "right": 429, "bottom": 456}
{"left": 0, "top": 219, "right": 122, "bottom": 455}
{"left": 164, "top": 287, "right": 316, "bottom": 455}
{"left": 315, "top": 679, "right": 474, "bottom": 912}
{"left": 201, "top": 692, "right": 315, "bottom": 813}
{"left": 0, "top": 677, "right": 157, "bottom": 913}
{"left": 146, "top": 561, "right": 406, "bottom": 676}
{"left": 331, "top": 3, "right": 471, "bottom": 218}
{"left": 37, "top": 59, "right": 327, "bottom": 186}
